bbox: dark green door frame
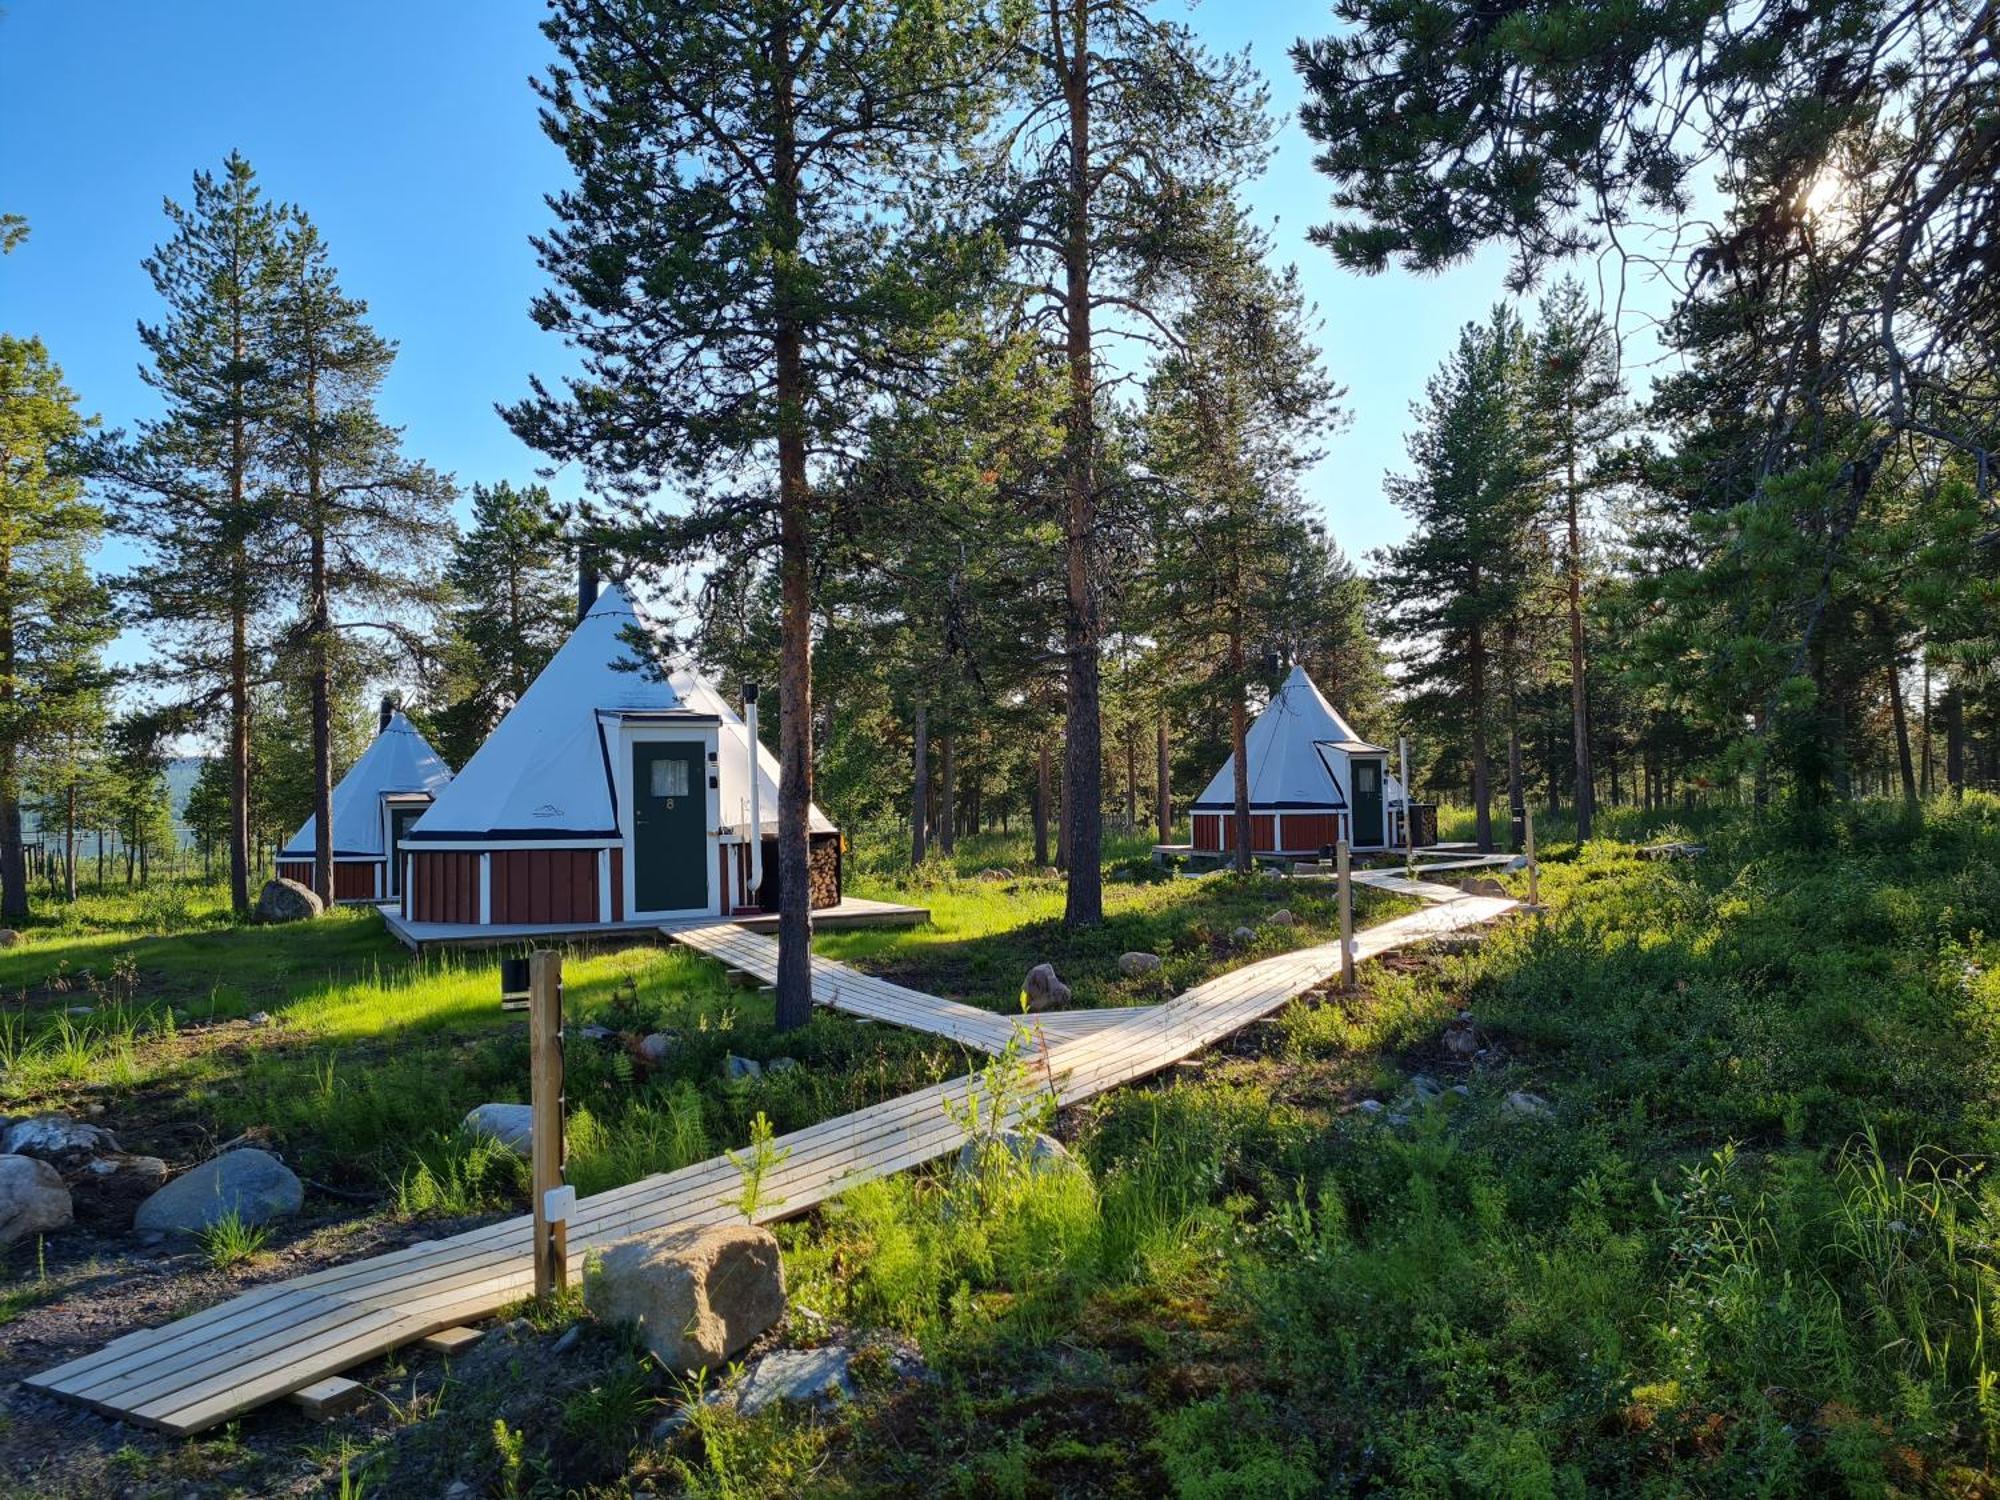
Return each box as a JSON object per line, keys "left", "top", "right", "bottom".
{"left": 632, "top": 740, "right": 709, "bottom": 912}
{"left": 1351, "top": 757, "right": 1386, "bottom": 847}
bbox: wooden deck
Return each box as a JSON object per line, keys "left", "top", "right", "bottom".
{"left": 26, "top": 889, "right": 1513, "bottom": 1435}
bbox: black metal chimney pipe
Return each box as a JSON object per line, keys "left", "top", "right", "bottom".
{"left": 378, "top": 695, "right": 396, "bottom": 734}
{"left": 577, "top": 549, "right": 599, "bottom": 623}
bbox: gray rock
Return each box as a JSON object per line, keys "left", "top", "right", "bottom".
{"left": 977, "top": 867, "right": 1015, "bottom": 881}
{"left": 1501, "top": 1090, "right": 1553, "bottom": 1120}
{"left": 955, "top": 1129, "right": 1070, "bottom": 1179}
{"left": 0, "top": 1154, "right": 72, "bottom": 1245}
{"left": 245, "top": 1011, "right": 272, "bottom": 1027}
{"left": 0, "top": 929, "right": 19, "bottom": 949}
{"left": 1442, "top": 1018, "right": 1480, "bottom": 1059}
{"left": 767, "top": 1057, "right": 799, "bottom": 1074}
{"left": 1451, "top": 1084, "right": 1471, "bottom": 1098}
{"left": 638, "top": 1031, "right": 676, "bottom": 1063}
{"left": 252, "top": 877, "right": 323, "bottom": 924}
{"left": 70, "top": 1152, "right": 169, "bottom": 1232}
{"left": 1022, "top": 963, "right": 1071, "bottom": 1013}
{"left": 551, "top": 1323, "right": 584, "bottom": 1356}
{"left": 1231, "top": 926, "right": 1257, "bottom": 946}
{"left": 1461, "top": 876, "right": 1510, "bottom": 899}
{"left": 584, "top": 1223, "right": 785, "bottom": 1376}
{"left": 1266, "top": 908, "right": 1296, "bottom": 927}
{"left": 64, "top": 1006, "right": 93, "bottom": 1018}
{"left": 725, "top": 1054, "right": 764, "bottom": 1083}
{"left": 735, "top": 1346, "right": 855, "bottom": 1416}
{"left": 133, "top": 1148, "right": 303, "bottom": 1234}
{"left": 574, "top": 1024, "right": 613, "bottom": 1042}
{"left": 1117, "top": 952, "right": 1163, "bottom": 978}
{"left": 3, "top": 1115, "right": 120, "bottom": 1172}
{"left": 1387, "top": 1112, "right": 1411, "bottom": 1127}
{"left": 461, "top": 1103, "right": 534, "bottom": 1154}
{"left": 1354, "top": 1098, "right": 1385, "bottom": 1115}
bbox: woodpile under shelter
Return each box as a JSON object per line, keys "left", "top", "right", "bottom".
{"left": 396, "top": 581, "right": 842, "bottom": 932}
{"left": 276, "top": 706, "right": 453, "bottom": 903}
{"left": 1190, "top": 665, "right": 1430, "bottom": 855}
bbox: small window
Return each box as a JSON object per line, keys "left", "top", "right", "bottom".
{"left": 1357, "top": 763, "right": 1377, "bottom": 790}
{"left": 650, "top": 758, "right": 690, "bottom": 798}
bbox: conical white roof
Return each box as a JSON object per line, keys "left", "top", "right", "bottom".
{"left": 669, "top": 667, "right": 837, "bottom": 836}
{"left": 280, "top": 712, "right": 452, "bottom": 858}
{"left": 1193, "top": 665, "right": 1406, "bottom": 809}
{"left": 410, "top": 582, "right": 681, "bottom": 840}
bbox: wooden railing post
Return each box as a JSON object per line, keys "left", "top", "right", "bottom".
{"left": 1337, "top": 838, "right": 1355, "bottom": 991}
{"left": 528, "top": 948, "right": 567, "bottom": 1298}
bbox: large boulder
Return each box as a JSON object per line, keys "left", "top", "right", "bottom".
{"left": 1117, "top": 952, "right": 1163, "bottom": 978}
{"left": 0, "top": 928, "right": 19, "bottom": 949}
{"left": 133, "top": 1147, "right": 302, "bottom": 1234}
{"left": 1022, "top": 963, "right": 1071, "bottom": 1013}
{"left": 69, "top": 1152, "right": 170, "bottom": 1232}
{"left": 0, "top": 1155, "right": 72, "bottom": 1245}
{"left": 461, "top": 1103, "right": 534, "bottom": 1154}
{"left": 584, "top": 1223, "right": 785, "bottom": 1376}
{"left": 253, "top": 878, "right": 323, "bottom": 924}
{"left": 3, "top": 1115, "right": 120, "bottom": 1173}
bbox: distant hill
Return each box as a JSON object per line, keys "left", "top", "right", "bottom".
{"left": 17, "top": 756, "right": 208, "bottom": 848}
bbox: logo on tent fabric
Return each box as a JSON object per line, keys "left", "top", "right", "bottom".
{"left": 531, "top": 804, "right": 564, "bottom": 819}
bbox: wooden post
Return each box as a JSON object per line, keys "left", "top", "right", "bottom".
{"left": 1399, "top": 735, "right": 1415, "bottom": 875}
{"left": 528, "top": 948, "right": 566, "bottom": 1298}
{"left": 1337, "top": 838, "right": 1355, "bottom": 991}
{"left": 1524, "top": 804, "right": 1540, "bottom": 908}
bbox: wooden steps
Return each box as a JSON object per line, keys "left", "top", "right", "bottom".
{"left": 25, "top": 893, "right": 1512, "bottom": 1436}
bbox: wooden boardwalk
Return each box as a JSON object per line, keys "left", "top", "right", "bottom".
{"left": 27, "top": 889, "right": 1513, "bottom": 1435}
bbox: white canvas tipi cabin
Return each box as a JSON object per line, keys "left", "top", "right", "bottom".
{"left": 1190, "top": 665, "right": 1414, "bottom": 855}
{"left": 397, "top": 580, "right": 841, "bottom": 930}
{"left": 277, "top": 706, "right": 453, "bottom": 903}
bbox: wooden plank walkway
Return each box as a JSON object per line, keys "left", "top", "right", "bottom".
{"left": 26, "top": 888, "right": 1513, "bottom": 1435}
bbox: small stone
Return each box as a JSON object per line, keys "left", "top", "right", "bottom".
{"left": 639, "top": 1032, "right": 676, "bottom": 1064}
{"left": 574, "top": 1024, "right": 613, "bottom": 1042}
{"left": 767, "top": 1057, "right": 799, "bottom": 1074}
{"left": 246, "top": 1011, "right": 272, "bottom": 1026}
{"left": 443, "top": 1483, "right": 472, "bottom": 1500}
{"left": 1117, "top": 952, "right": 1163, "bottom": 978}
{"left": 1354, "top": 1098, "right": 1385, "bottom": 1115}
{"left": 461, "top": 1103, "right": 533, "bottom": 1154}
{"left": 977, "top": 868, "right": 1015, "bottom": 881}
{"left": 64, "top": 1006, "right": 94, "bottom": 1018}
{"left": 133, "top": 1148, "right": 302, "bottom": 1234}
{"left": 735, "top": 1346, "right": 855, "bottom": 1416}
{"left": 1267, "top": 909, "right": 1296, "bottom": 927}
{"left": 1231, "top": 926, "right": 1256, "bottom": 946}
{"left": 4, "top": 1115, "right": 120, "bottom": 1172}
{"left": 551, "top": 1324, "right": 584, "bottom": 1356}
{"left": 1501, "top": 1090, "right": 1553, "bottom": 1120}
{"left": 0, "top": 929, "right": 19, "bottom": 948}
{"left": 1451, "top": 1084, "right": 1471, "bottom": 1098}
{"left": 0, "top": 1154, "right": 73, "bottom": 1245}
{"left": 1409, "top": 1073, "right": 1443, "bottom": 1101}
{"left": 1386, "top": 1112, "right": 1411, "bottom": 1127}
{"left": 725, "top": 1054, "right": 764, "bottom": 1083}
{"left": 1442, "top": 1018, "right": 1480, "bottom": 1060}
{"left": 955, "top": 1129, "right": 1070, "bottom": 1178}
{"left": 1462, "top": 876, "right": 1510, "bottom": 899}
{"left": 1022, "top": 963, "right": 1071, "bottom": 1013}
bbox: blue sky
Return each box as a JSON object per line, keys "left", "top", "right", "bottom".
{"left": 0, "top": 0, "right": 1654, "bottom": 639}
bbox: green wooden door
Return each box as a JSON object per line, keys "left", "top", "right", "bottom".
{"left": 387, "top": 806, "right": 424, "bottom": 896}
{"left": 632, "top": 742, "right": 708, "bottom": 912}
{"left": 1351, "top": 758, "right": 1385, "bottom": 847}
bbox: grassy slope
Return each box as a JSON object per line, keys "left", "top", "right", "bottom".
{"left": 683, "top": 799, "right": 2000, "bottom": 1499}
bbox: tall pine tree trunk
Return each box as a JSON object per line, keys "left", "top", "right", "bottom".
{"left": 1229, "top": 621, "right": 1251, "bottom": 874}
{"left": 1058, "top": 0, "right": 1102, "bottom": 927}
{"left": 938, "top": 733, "right": 956, "bottom": 856}
{"left": 770, "top": 27, "right": 813, "bottom": 1032}
{"left": 910, "top": 698, "right": 928, "bottom": 866}
{"left": 1943, "top": 687, "right": 1965, "bottom": 799}
{"left": 1156, "top": 712, "right": 1171, "bottom": 842}
{"left": 1888, "top": 654, "right": 1917, "bottom": 811}
{"left": 0, "top": 550, "right": 22, "bottom": 923}
{"left": 229, "top": 596, "right": 252, "bottom": 915}
{"left": 1034, "top": 736, "right": 1052, "bottom": 869}
{"left": 1468, "top": 615, "right": 1492, "bottom": 853}
{"left": 1123, "top": 731, "right": 1137, "bottom": 836}
{"left": 1563, "top": 433, "right": 1594, "bottom": 838}
{"left": 1919, "top": 659, "right": 1933, "bottom": 798}
{"left": 64, "top": 784, "right": 78, "bottom": 902}
{"left": 306, "top": 340, "right": 335, "bottom": 910}
{"left": 1503, "top": 618, "right": 1524, "bottom": 853}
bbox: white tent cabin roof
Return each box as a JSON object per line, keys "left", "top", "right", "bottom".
{"left": 668, "top": 667, "right": 837, "bottom": 837}
{"left": 407, "top": 581, "right": 834, "bottom": 843}
{"left": 1192, "top": 665, "right": 1408, "bottom": 811}
{"left": 279, "top": 712, "right": 452, "bottom": 860}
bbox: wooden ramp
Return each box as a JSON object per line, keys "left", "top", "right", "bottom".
{"left": 26, "top": 894, "right": 1513, "bottom": 1434}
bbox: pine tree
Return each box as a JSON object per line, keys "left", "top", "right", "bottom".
{"left": 270, "top": 210, "right": 450, "bottom": 905}
{"left": 99, "top": 154, "right": 289, "bottom": 918}
{"left": 999, "top": 0, "right": 1271, "bottom": 924}
{"left": 434, "top": 481, "right": 572, "bottom": 770}
{"left": 1374, "top": 307, "right": 1541, "bottom": 851}
{"left": 0, "top": 263, "right": 116, "bottom": 919}
{"left": 506, "top": 0, "right": 1008, "bottom": 1029}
